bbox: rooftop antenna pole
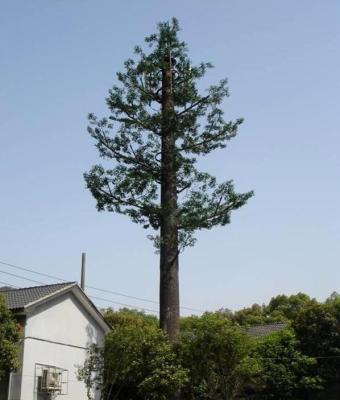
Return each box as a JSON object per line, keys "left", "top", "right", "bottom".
{"left": 80, "top": 252, "right": 86, "bottom": 291}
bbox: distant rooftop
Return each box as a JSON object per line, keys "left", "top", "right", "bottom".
{"left": 247, "top": 323, "right": 286, "bottom": 338}
{"left": 0, "top": 282, "right": 76, "bottom": 311}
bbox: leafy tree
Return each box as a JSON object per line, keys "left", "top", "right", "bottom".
{"left": 178, "top": 313, "right": 259, "bottom": 399}
{"left": 266, "top": 293, "right": 317, "bottom": 322}
{"left": 78, "top": 310, "right": 187, "bottom": 400}
{"left": 0, "top": 295, "right": 19, "bottom": 381}
{"left": 84, "top": 18, "right": 253, "bottom": 340}
{"left": 325, "top": 291, "right": 340, "bottom": 304}
{"left": 252, "top": 329, "right": 322, "bottom": 399}
{"left": 103, "top": 307, "right": 158, "bottom": 328}
{"left": 293, "top": 301, "right": 340, "bottom": 385}
{"left": 233, "top": 303, "right": 274, "bottom": 326}
{"left": 233, "top": 293, "right": 316, "bottom": 326}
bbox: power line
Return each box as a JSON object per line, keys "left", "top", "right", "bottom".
{"left": 89, "top": 295, "right": 159, "bottom": 314}
{"left": 87, "top": 285, "right": 204, "bottom": 313}
{"left": 0, "top": 269, "right": 45, "bottom": 285}
{"left": 4, "top": 264, "right": 340, "bottom": 359}
{"left": 0, "top": 280, "right": 19, "bottom": 289}
{"left": 0, "top": 260, "right": 67, "bottom": 282}
{"left": 0, "top": 267, "right": 159, "bottom": 314}
{"left": 87, "top": 285, "right": 160, "bottom": 305}
{"left": 260, "top": 355, "right": 340, "bottom": 360}
{"left": 0, "top": 259, "right": 205, "bottom": 313}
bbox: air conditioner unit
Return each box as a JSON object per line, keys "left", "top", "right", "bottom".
{"left": 38, "top": 368, "right": 62, "bottom": 393}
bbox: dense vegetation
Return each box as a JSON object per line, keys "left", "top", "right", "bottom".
{"left": 0, "top": 295, "right": 19, "bottom": 382}
{"left": 79, "top": 293, "right": 340, "bottom": 399}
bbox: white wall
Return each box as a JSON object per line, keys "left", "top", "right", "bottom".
{"left": 10, "top": 292, "right": 105, "bottom": 400}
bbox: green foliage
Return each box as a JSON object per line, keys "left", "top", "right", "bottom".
{"left": 233, "top": 293, "right": 316, "bottom": 326}
{"left": 233, "top": 303, "right": 278, "bottom": 326}
{"left": 84, "top": 18, "right": 253, "bottom": 249}
{"left": 0, "top": 295, "right": 19, "bottom": 381}
{"left": 79, "top": 309, "right": 187, "bottom": 400}
{"left": 293, "top": 301, "right": 340, "bottom": 384}
{"left": 103, "top": 307, "right": 158, "bottom": 328}
{"left": 81, "top": 293, "right": 340, "bottom": 400}
{"left": 266, "top": 293, "right": 317, "bottom": 322}
{"left": 252, "top": 329, "right": 321, "bottom": 399}
{"left": 178, "top": 313, "right": 260, "bottom": 400}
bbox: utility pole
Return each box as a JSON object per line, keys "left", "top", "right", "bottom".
{"left": 80, "top": 252, "right": 86, "bottom": 291}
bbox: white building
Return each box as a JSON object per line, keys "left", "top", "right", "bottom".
{"left": 0, "top": 282, "right": 111, "bottom": 400}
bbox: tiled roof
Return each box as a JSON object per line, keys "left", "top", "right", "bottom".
{"left": 0, "top": 282, "right": 76, "bottom": 311}
{"left": 247, "top": 323, "right": 286, "bottom": 338}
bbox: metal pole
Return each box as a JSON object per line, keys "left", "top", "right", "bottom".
{"left": 80, "top": 252, "right": 86, "bottom": 291}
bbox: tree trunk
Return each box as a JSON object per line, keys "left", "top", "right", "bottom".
{"left": 159, "top": 56, "right": 180, "bottom": 342}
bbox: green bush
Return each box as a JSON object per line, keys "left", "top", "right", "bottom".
{"left": 178, "top": 313, "right": 260, "bottom": 400}
{"left": 0, "top": 295, "right": 19, "bottom": 381}
{"left": 79, "top": 309, "right": 187, "bottom": 400}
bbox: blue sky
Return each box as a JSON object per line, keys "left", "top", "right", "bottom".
{"left": 1, "top": 0, "right": 339, "bottom": 314}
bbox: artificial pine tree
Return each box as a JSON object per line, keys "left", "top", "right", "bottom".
{"left": 84, "top": 18, "right": 253, "bottom": 342}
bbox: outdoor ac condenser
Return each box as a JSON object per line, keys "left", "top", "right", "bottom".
{"left": 38, "top": 368, "right": 62, "bottom": 393}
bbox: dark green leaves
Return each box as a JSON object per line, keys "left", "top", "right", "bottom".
{"left": 78, "top": 309, "right": 187, "bottom": 400}
{"left": 85, "top": 18, "right": 253, "bottom": 249}
{"left": 0, "top": 295, "right": 19, "bottom": 380}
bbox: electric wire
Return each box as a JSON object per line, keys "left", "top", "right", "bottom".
{"left": 89, "top": 295, "right": 159, "bottom": 314}
{"left": 0, "top": 260, "right": 68, "bottom": 282}
{"left": 0, "top": 280, "right": 19, "bottom": 289}
{"left": 0, "top": 269, "right": 45, "bottom": 285}
{"left": 0, "top": 269, "right": 158, "bottom": 314}
{"left": 4, "top": 265, "right": 340, "bottom": 361}
{"left": 0, "top": 259, "right": 205, "bottom": 313}
{"left": 86, "top": 284, "right": 204, "bottom": 313}
{"left": 0, "top": 267, "right": 158, "bottom": 313}
{"left": 87, "top": 284, "right": 160, "bottom": 304}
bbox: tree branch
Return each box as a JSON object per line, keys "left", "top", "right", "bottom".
{"left": 99, "top": 186, "right": 159, "bottom": 219}
{"left": 116, "top": 106, "right": 161, "bottom": 136}
{"left": 96, "top": 134, "right": 161, "bottom": 183}
{"left": 177, "top": 95, "right": 210, "bottom": 117}
{"left": 178, "top": 202, "right": 236, "bottom": 230}
{"left": 137, "top": 75, "right": 162, "bottom": 103}
{"left": 180, "top": 128, "right": 229, "bottom": 153}
{"left": 177, "top": 182, "right": 192, "bottom": 194}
